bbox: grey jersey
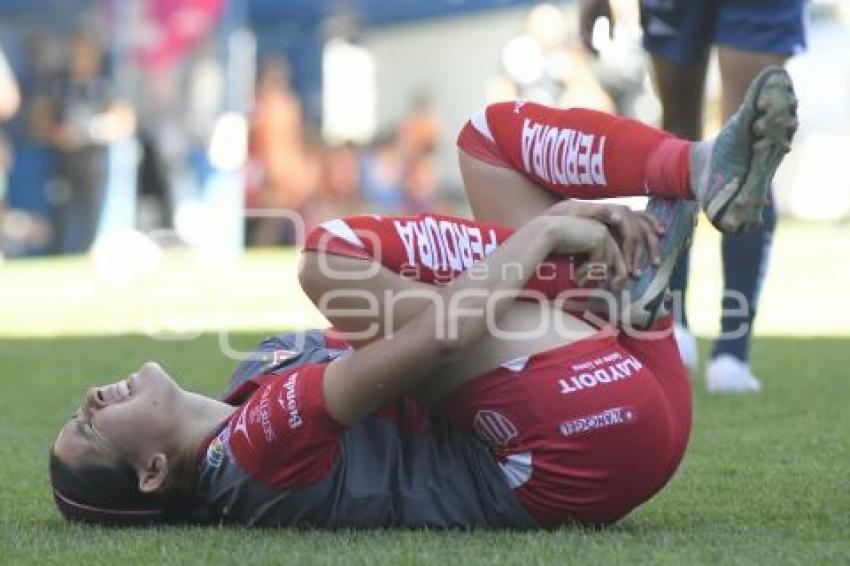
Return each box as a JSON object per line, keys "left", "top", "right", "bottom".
{"left": 194, "top": 330, "right": 534, "bottom": 529}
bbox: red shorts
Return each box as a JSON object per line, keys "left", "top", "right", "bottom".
{"left": 439, "top": 324, "right": 691, "bottom": 527}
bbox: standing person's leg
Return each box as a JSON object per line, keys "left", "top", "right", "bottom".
{"left": 639, "top": 0, "right": 715, "bottom": 371}
{"left": 705, "top": 0, "right": 805, "bottom": 392}
{"left": 707, "top": 49, "right": 789, "bottom": 392}
{"left": 647, "top": 56, "right": 709, "bottom": 372}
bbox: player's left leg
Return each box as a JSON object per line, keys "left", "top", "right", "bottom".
{"left": 460, "top": 73, "right": 796, "bottom": 238}
{"left": 458, "top": 103, "right": 693, "bottom": 228}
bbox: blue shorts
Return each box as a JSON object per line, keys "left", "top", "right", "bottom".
{"left": 641, "top": 0, "right": 807, "bottom": 65}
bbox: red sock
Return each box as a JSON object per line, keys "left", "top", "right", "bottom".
{"left": 458, "top": 102, "right": 693, "bottom": 199}
{"left": 303, "top": 213, "right": 583, "bottom": 300}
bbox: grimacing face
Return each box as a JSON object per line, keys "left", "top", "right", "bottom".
{"left": 53, "top": 362, "right": 183, "bottom": 476}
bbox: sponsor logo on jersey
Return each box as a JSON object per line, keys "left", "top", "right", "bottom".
{"left": 394, "top": 216, "right": 499, "bottom": 272}
{"left": 249, "top": 385, "right": 277, "bottom": 443}
{"left": 558, "top": 350, "right": 644, "bottom": 395}
{"left": 473, "top": 409, "right": 518, "bottom": 447}
{"left": 206, "top": 427, "right": 231, "bottom": 468}
{"left": 559, "top": 406, "right": 636, "bottom": 437}
{"left": 520, "top": 118, "right": 606, "bottom": 187}
{"left": 277, "top": 372, "right": 303, "bottom": 429}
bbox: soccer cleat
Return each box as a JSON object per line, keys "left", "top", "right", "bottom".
{"left": 696, "top": 66, "right": 797, "bottom": 234}
{"left": 705, "top": 354, "right": 762, "bottom": 393}
{"left": 673, "top": 323, "right": 698, "bottom": 372}
{"left": 618, "top": 197, "right": 698, "bottom": 329}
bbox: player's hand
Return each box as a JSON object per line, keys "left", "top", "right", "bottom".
{"left": 607, "top": 207, "right": 664, "bottom": 277}
{"left": 541, "top": 214, "right": 628, "bottom": 290}
{"left": 578, "top": 0, "right": 614, "bottom": 56}
{"left": 542, "top": 201, "right": 663, "bottom": 277}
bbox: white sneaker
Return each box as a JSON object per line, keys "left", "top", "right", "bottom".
{"left": 673, "top": 323, "right": 698, "bottom": 372}
{"left": 705, "top": 354, "right": 762, "bottom": 393}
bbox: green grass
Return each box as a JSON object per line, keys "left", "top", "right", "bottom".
{"left": 1, "top": 222, "right": 849, "bottom": 564}
{"left": 1, "top": 334, "right": 848, "bottom": 564}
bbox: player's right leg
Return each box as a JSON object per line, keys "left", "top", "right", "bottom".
{"left": 647, "top": 55, "right": 710, "bottom": 372}
{"left": 299, "top": 213, "right": 587, "bottom": 349}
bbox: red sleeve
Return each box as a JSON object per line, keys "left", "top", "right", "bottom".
{"left": 226, "top": 363, "right": 345, "bottom": 489}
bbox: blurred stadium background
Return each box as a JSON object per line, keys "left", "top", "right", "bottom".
{"left": 0, "top": 0, "right": 847, "bottom": 341}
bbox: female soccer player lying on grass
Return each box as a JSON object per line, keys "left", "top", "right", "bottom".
{"left": 49, "top": 67, "right": 796, "bottom": 528}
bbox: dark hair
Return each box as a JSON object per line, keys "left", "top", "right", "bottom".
{"left": 49, "top": 448, "right": 166, "bottom": 526}
{"left": 49, "top": 447, "right": 223, "bottom": 526}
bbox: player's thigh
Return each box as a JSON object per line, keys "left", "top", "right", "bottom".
{"left": 459, "top": 149, "right": 559, "bottom": 229}
{"left": 301, "top": 251, "right": 598, "bottom": 405}
{"left": 415, "top": 301, "right": 597, "bottom": 405}
{"left": 648, "top": 56, "right": 708, "bottom": 141}
{"left": 717, "top": 47, "right": 789, "bottom": 119}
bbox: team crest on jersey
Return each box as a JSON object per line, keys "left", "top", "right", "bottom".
{"left": 206, "top": 427, "right": 231, "bottom": 468}
{"left": 473, "top": 410, "right": 518, "bottom": 447}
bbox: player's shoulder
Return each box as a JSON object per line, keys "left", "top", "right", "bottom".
{"left": 218, "top": 361, "right": 345, "bottom": 489}
{"left": 223, "top": 329, "right": 351, "bottom": 404}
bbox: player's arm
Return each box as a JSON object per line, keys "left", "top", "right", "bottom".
{"left": 321, "top": 212, "right": 625, "bottom": 425}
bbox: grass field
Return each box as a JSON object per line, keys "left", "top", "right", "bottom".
{"left": 1, "top": 221, "right": 849, "bottom": 564}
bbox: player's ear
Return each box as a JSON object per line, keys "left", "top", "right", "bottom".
{"left": 138, "top": 453, "right": 168, "bottom": 494}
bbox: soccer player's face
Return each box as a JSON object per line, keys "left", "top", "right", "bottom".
{"left": 53, "top": 362, "right": 183, "bottom": 472}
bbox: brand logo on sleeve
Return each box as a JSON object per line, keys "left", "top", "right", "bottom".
{"left": 249, "top": 385, "right": 277, "bottom": 443}
{"left": 277, "top": 372, "right": 303, "bottom": 429}
{"left": 231, "top": 405, "right": 252, "bottom": 448}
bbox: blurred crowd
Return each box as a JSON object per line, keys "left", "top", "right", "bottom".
{"left": 245, "top": 57, "right": 445, "bottom": 247}
{"left": 0, "top": 28, "right": 447, "bottom": 258}
{"left": 1, "top": 0, "right": 846, "bottom": 258}
{"left": 0, "top": 32, "right": 136, "bottom": 257}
